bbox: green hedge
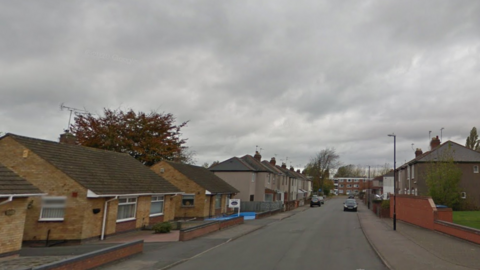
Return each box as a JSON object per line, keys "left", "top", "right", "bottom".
{"left": 152, "top": 222, "right": 172, "bottom": 233}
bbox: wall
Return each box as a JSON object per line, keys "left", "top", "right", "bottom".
{"left": 31, "top": 240, "right": 143, "bottom": 270}
{"left": 0, "top": 198, "right": 28, "bottom": 256}
{"left": 214, "top": 172, "right": 253, "bottom": 201}
{"left": 434, "top": 221, "right": 480, "bottom": 245}
{"left": 0, "top": 137, "right": 88, "bottom": 242}
{"left": 179, "top": 216, "right": 244, "bottom": 241}
{"left": 390, "top": 195, "right": 437, "bottom": 230}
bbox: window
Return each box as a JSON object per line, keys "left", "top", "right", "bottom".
{"left": 339, "top": 179, "right": 344, "bottom": 182}
{"left": 250, "top": 195, "right": 254, "bottom": 201}
{"left": 354, "top": 179, "right": 359, "bottom": 182}
{"left": 339, "top": 184, "right": 344, "bottom": 188}
{"left": 354, "top": 184, "right": 359, "bottom": 188}
{"left": 347, "top": 184, "right": 352, "bottom": 188}
{"left": 267, "top": 174, "right": 270, "bottom": 183}
{"left": 407, "top": 166, "right": 410, "bottom": 180}
{"left": 40, "top": 197, "right": 66, "bottom": 221}
{"left": 461, "top": 192, "right": 467, "bottom": 199}
{"left": 182, "top": 195, "right": 195, "bottom": 207}
{"left": 411, "top": 165, "right": 415, "bottom": 178}
{"left": 252, "top": 173, "right": 256, "bottom": 182}
{"left": 150, "top": 196, "right": 164, "bottom": 216}
{"left": 117, "top": 197, "right": 137, "bottom": 221}
{"left": 215, "top": 194, "right": 222, "bottom": 209}
{"left": 347, "top": 179, "right": 352, "bottom": 183}
{"left": 474, "top": 165, "right": 479, "bottom": 174}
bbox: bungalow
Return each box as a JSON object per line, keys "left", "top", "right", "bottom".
{"left": 0, "top": 163, "right": 44, "bottom": 257}
{"left": 151, "top": 161, "right": 239, "bottom": 219}
{"left": 0, "top": 133, "right": 182, "bottom": 244}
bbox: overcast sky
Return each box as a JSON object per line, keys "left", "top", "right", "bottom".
{"left": 2, "top": 1, "right": 480, "bottom": 171}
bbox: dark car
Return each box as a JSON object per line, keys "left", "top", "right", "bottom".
{"left": 343, "top": 199, "right": 358, "bottom": 212}
{"left": 348, "top": 195, "right": 355, "bottom": 199}
{"left": 311, "top": 196, "right": 321, "bottom": 207}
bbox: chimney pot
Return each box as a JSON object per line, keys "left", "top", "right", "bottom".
{"left": 415, "top": 148, "right": 423, "bottom": 157}
{"left": 270, "top": 157, "right": 276, "bottom": 166}
{"left": 254, "top": 151, "right": 261, "bottom": 161}
{"left": 430, "top": 136, "right": 441, "bottom": 150}
{"left": 281, "top": 162, "right": 287, "bottom": 169}
{"left": 59, "top": 131, "right": 77, "bottom": 145}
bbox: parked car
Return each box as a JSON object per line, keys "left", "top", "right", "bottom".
{"left": 311, "top": 196, "right": 321, "bottom": 207}
{"left": 318, "top": 196, "right": 325, "bottom": 204}
{"left": 343, "top": 199, "right": 358, "bottom": 212}
{"left": 348, "top": 195, "right": 355, "bottom": 199}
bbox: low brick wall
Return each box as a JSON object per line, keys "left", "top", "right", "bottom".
{"left": 435, "top": 220, "right": 480, "bottom": 245}
{"left": 256, "top": 209, "right": 282, "bottom": 219}
{"left": 179, "top": 216, "right": 244, "bottom": 241}
{"left": 31, "top": 240, "right": 143, "bottom": 270}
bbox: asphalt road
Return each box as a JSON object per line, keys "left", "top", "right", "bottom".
{"left": 171, "top": 197, "right": 388, "bottom": 270}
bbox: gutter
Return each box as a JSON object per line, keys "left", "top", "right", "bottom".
{"left": 101, "top": 196, "right": 118, "bottom": 240}
{"left": 0, "top": 196, "right": 13, "bottom": 206}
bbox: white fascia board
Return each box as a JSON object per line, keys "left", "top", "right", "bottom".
{"left": 87, "top": 189, "right": 184, "bottom": 198}
{"left": 205, "top": 190, "right": 212, "bottom": 195}
{"left": 0, "top": 193, "right": 46, "bottom": 198}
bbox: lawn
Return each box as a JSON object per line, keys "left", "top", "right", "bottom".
{"left": 452, "top": 211, "right": 480, "bottom": 230}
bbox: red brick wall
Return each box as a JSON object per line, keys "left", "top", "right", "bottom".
{"left": 36, "top": 240, "right": 143, "bottom": 270}
{"left": 391, "top": 195, "right": 436, "bottom": 230}
{"left": 218, "top": 216, "right": 244, "bottom": 230}
{"left": 434, "top": 221, "right": 480, "bottom": 245}
{"left": 149, "top": 215, "right": 164, "bottom": 225}
{"left": 180, "top": 223, "right": 220, "bottom": 241}
{"left": 435, "top": 208, "right": 453, "bottom": 222}
{"left": 115, "top": 220, "right": 136, "bottom": 233}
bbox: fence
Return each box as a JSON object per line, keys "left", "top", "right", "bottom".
{"left": 240, "top": 201, "right": 283, "bottom": 212}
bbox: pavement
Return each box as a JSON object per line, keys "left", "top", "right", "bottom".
{"left": 2, "top": 199, "right": 480, "bottom": 270}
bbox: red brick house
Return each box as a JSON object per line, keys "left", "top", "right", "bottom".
{"left": 0, "top": 163, "right": 44, "bottom": 257}
{"left": 397, "top": 137, "right": 480, "bottom": 209}
{"left": 0, "top": 133, "right": 182, "bottom": 244}
{"left": 151, "top": 161, "right": 239, "bottom": 219}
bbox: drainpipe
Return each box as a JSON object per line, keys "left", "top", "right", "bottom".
{"left": 101, "top": 196, "right": 118, "bottom": 240}
{"left": 0, "top": 196, "right": 13, "bottom": 206}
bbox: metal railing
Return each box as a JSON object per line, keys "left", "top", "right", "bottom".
{"left": 240, "top": 201, "right": 283, "bottom": 212}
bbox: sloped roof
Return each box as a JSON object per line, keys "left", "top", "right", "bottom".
{"left": 261, "top": 161, "right": 284, "bottom": 175}
{"left": 209, "top": 157, "right": 255, "bottom": 172}
{"left": 5, "top": 134, "right": 180, "bottom": 196}
{"left": 276, "top": 165, "right": 298, "bottom": 178}
{"left": 0, "top": 163, "right": 43, "bottom": 196}
{"left": 400, "top": 141, "right": 480, "bottom": 169}
{"left": 164, "top": 161, "right": 239, "bottom": 194}
{"left": 240, "top": 155, "right": 275, "bottom": 173}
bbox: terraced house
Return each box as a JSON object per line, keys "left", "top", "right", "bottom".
{"left": 0, "top": 133, "right": 182, "bottom": 245}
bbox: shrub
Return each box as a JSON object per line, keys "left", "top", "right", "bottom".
{"left": 153, "top": 222, "right": 172, "bottom": 233}
{"left": 381, "top": 200, "right": 390, "bottom": 210}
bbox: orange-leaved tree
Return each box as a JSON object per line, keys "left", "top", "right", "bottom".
{"left": 71, "top": 109, "right": 192, "bottom": 166}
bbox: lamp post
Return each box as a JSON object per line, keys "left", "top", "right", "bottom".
{"left": 388, "top": 133, "right": 397, "bottom": 231}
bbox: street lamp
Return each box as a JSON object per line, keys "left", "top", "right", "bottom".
{"left": 388, "top": 133, "right": 397, "bottom": 231}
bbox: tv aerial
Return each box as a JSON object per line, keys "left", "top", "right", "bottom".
{"left": 60, "top": 103, "right": 89, "bottom": 131}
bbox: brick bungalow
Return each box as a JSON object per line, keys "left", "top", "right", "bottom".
{"left": 151, "top": 161, "right": 239, "bottom": 219}
{"left": 0, "top": 163, "right": 44, "bottom": 257}
{"left": 0, "top": 133, "right": 182, "bottom": 244}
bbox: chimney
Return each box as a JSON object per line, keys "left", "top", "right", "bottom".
{"left": 254, "top": 151, "right": 261, "bottom": 161}
{"left": 290, "top": 166, "right": 294, "bottom": 171}
{"left": 296, "top": 169, "right": 300, "bottom": 173}
{"left": 281, "top": 162, "right": 287, "bottom": 169}
{"left": 270, "top": 157, "right": 276, "bottom": 166}
{"left": 430, "top": 136, "right": 441, "bottom": 150}
{"left": 59, "top": 131, "right": 77, "bottom": 145}
{"left": 415, "top": 148, "right": 423, "bottom": 157}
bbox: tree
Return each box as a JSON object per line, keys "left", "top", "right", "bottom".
{"left": 425, "top": 144, "right": 462, "bottom": 209}
{"left": 334, "top": 164, "right": 364, "bottom": 178}
{"left": 465, "top": 127, "right": 480, "bottom": 151}
{"left": 304, "top": 148, "right": 341, "bottom": 192}
{"left": 71, "top": 108, "right": 193, "bottom": 166}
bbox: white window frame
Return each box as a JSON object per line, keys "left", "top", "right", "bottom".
{"left": 150, "top": 195, "right": 164, "bottom": 216}
{"left": 39, "top": 196, "right": 66, "bottom": 221}
{"left": 347, "top": 184, "right": 352, "bottom": 188}
{"left": 339, "top": 179, "right": 344, "bottom": 182}
{"left": 252, "top": 173, "right": 256, "bottom": 182}
{"left": 267, "top": 174, "right": 270, "bottom": 183}
{"left": 117, "top": 197, "right": 137, "bottom": 222}
{"left": 354, "top": 184, "right": 359, "bottom": 188}
{"left": 347, "top": 179, "right": 352, "bottom": 183}
{"left": 354, "top": 179, "right": 359, "bottom": 182}
{"left": 339, "top": 184, "right": 344, "bottom": 188}
{"left": 182, "top": 194, "right": 195, "bottom": 207}
{"left": 411, "top": 165, "right": 415, "bottom": 178}
{"left": 461, "top": 192, "right": 467, "bottom": 199}
{"left": 474, "top": 165, "right": 479, "bottom": 174}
